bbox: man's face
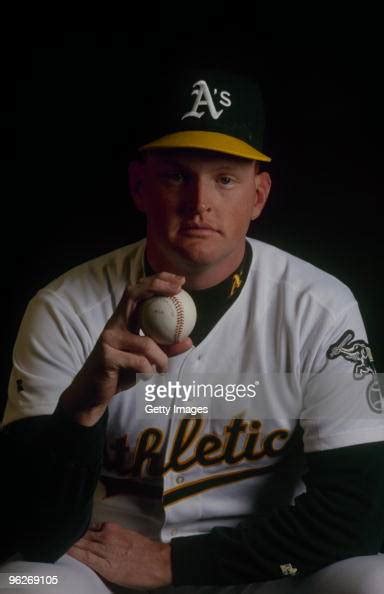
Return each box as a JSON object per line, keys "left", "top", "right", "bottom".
{"left": 131, "top": 149, "right": 271, "bottom": 279}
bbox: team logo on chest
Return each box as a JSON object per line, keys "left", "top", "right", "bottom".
{"left": 181, "top": 79, "right": 231, "bottom": 121}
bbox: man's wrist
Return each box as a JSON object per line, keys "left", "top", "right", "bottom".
{"left": 69, "top": 406, "right": 108, "bottom": 427}
{"left": 156, "top": 543, "right": 172, "bottom": 586}
{"left": 59, "top": 388, "right": 108, "bottom": 427}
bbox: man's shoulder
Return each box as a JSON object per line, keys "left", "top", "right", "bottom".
{"left": 34, "top": 239, "right": 146, "bottom": 314}
{"left": 246, "top": 237, "right": 356, "bottom": 315}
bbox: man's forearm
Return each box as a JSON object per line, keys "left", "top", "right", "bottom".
{"left": 59, "top": 370, "right": 109, "bottom": 427}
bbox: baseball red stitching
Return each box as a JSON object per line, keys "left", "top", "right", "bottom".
{"left": 170, "top": 296, "right": 185, "bottom": 341}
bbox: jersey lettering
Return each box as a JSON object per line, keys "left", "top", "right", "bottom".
{"left": 101, "top": 417, "right": 291, "bottom": 502}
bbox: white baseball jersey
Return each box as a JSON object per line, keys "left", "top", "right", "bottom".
{"left": 3, "top": 238, "right": 384, "bottom": 544}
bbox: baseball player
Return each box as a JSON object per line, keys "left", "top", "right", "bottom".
{"left": 1, "top": 68, "right": 384, "bottom": 594}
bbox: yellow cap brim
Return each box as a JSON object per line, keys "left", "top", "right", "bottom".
{"left": 139, "top": 130, "right": 271, "bottom": 162}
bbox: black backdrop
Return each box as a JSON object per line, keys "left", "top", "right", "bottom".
{"left": 1, "top": 32, "right": 383, "bottom": 419}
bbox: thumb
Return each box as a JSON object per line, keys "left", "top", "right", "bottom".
{"left": 161, "top": 337, "right": 193, "bottom": 357}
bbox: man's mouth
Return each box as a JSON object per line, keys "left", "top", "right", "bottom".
{"left": 180, "top": 222, "right": 220, "bottom": 235}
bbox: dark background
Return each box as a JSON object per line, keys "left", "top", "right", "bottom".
{"left": 1, "top": 31, "right": 383, "bottom": 420}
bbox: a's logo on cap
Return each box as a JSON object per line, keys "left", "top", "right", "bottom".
{"left": 181, "top": 80, "right": 231, "bottom": 121}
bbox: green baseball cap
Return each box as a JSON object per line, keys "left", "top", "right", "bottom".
{"left": 139, "top": 68, "right": 271, "bottom": 162}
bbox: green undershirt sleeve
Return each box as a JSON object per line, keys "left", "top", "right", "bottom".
{"left": 1, "top": 401, "right": 107, "bottom": 563}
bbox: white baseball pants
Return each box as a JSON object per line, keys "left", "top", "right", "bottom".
{"left": 1, "top": 552, "right": 383, "bottom": 593}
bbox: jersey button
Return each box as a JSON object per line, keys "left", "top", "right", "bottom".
{"left": 176, "top": 475, "right": 185, "bottom": 484}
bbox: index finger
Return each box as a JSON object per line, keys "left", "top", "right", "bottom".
{"left": 128, "top": 272, "right": 186, "bottom": 302}
{"left": 110, "top": 272, "right": 186, "bottom": 332}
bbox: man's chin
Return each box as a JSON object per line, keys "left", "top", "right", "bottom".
{"left": 179, "top": 253, "right": 216, "bottom": 269}
{"left": 175, "top": 241, "right": 221, "bottom": 268}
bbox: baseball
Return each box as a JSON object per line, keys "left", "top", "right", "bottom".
{"left": 138, "top": 289, "right": 197, "bottom": 345}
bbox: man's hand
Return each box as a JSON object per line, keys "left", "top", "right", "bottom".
{"left": 59, "top": 272, "right": 193, "bottom": 426}
{"left": 67, "top": 522, "right": 172, "bottom": 589}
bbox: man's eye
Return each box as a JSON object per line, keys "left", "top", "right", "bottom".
{"left": 163, "top": 172, "right": 184, "bottom": 183}
{"left": 219, "top": 175, "right": 234, "bottom": 185}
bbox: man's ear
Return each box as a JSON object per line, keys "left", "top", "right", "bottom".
{"left": 129, "top": 160, "right": 146, "bottom": 212}
{"left": 251, "top": 171, "right": 272, "bottom": 220}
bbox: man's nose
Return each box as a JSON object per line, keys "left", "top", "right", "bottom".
{"left": 185, "top": 178, "right": 212, "bottom": 214}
